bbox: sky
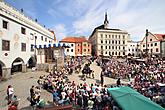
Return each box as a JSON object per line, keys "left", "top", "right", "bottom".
{"left": 5, "top": 0, "right": 165, "bottom": 41}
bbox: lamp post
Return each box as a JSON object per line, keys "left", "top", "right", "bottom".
{"left": 145, "top": 29, "right": 149, "bottom": 57}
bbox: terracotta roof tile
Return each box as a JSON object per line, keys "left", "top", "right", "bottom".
{"left": 60, "top": 37, "right": 90, "bottom": 43}
{"left": 154, "top": 34, "right": 165, "bottom": 41}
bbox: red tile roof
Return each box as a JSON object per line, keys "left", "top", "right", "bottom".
{"left": 154, "top": 34, "right": 165, "bottom": 41}
{"left": 60, "top": 37, "right": 90, "bottom": 43}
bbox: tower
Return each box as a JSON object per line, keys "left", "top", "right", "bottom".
{"left": 104, "top": 12, "right": 109, "bottom": 28}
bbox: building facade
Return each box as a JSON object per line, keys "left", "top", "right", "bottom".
{"left": 60, "top": 37, "right": 91, "bottom": 57}
{"left": 89, "top": 13, "right": 130, "bottom": 57}
{"left": 0, "top": 1, "right": 54, "bottom": 79}
{"left": 127, "top": 41, "right": 139, "bottom": 57}
{"left": 140, "top": 32, "right": 164, "bottom": 57}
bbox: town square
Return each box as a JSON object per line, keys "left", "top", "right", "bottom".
{"left": 0, "top": 0, "right": 165, "bottom": 110}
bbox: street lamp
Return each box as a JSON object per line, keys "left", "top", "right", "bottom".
{"left": 145, "top": 29, "right": 149, "bottom": 57}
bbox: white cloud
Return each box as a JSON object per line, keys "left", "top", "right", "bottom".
{"left": 72, "top": 0, "right": 165, "bottom": 41}
{"left": 52, "top": 24, "right": 67, "bottom": 41}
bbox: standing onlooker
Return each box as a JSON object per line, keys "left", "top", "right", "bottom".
{"left": 100, "top": 69, "right": 104, "bottom": 86}
{"left": 7, "top": 85, "right": 14, "bottom": 104}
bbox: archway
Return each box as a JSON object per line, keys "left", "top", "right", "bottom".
{"left": 11, "top": 57, "right": 24, "bottom": 74}
{"left": 28, "top": 56, "right": 36, "bottom": 68}
{"left": 0, "top": 61, "right": 5, "bottom": 79}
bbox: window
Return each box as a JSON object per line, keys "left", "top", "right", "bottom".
{"left": 119, "top": 35, "right": 120, "bottom": 39}
{"left": 123, "top": 47, "right": 125, "bottom": 50}
{"left": 49, "top": 41, "right": 51, "bottom": 43}
{"left": 105, "top": 46, "right": 107, "bottom": 49}
{"left": 109, "top": 52, "right": 111, "bottom": 55}
{"left": 119, "top": 46, "right": 120, "bottom": 49}
{"left": 150, "top": 39, "right": 152, "bottom": 41}
{"left": 101, "top": 40, "right": 103, "bottom": 43}
{"left": 2, "top": 40, "right": 10, "bottom": 51}
{"left": 148, "top": 44, "right": 149, "bottom": 47}
{"left": 71, "top": 44, "right": 73, "bottom": 47}
{"left": 143, "top": 45, "right": 145, "bottom": 47}
{"left": 71, "top": 49, "right": 73, "bottom": 52}
{"left": 123, "top": 35, "right": 125, "bottom": 39}
{"left": 109, "top": 46, "right": 111, "bottom": 49}
{"left": 115, "top": 35, "right": 117, "bottom": 39}
{"left": 84, "top": 49, "right": 86, "bottom": 52}
{"left": 105, "top": 40, "right": 107, "bottom": 44}
{"left": 84, "top": 44, "right": 86, "bottom": 46}
{"left": 105, "top": 51, "right": 107, "bottom": 54}
{"left": 100, "top": 34, "right": 103, "bottom": 38}
{"left": 88, "top": 49, "right": 90, "bottom": 52}
{"left": 132, "top": 49, "right": 134, "bottom": 51}
{"left": 3, "top": 20, "right": 8, "bottom": 29}
{"left": 105, "top": 35, "right": 107, "bottom": 38}
{"left": 109, "top": 35, "right": 111, "bottom": 38}
{"left": 21, "top": 43, "right": 26, "bottom": 51}
{"left": 119, "top": 41, "right": 120, "bottom": 44}
{"left": 116, "top": 46, "right": 117, "bottom": 49}
{"left": 41, "top": 36, "right": 43, "bottom": 41}
{"left": 112, "top": 46, "right": 114, "bottom": 49}
{"left": 115, "top": 52, "right": 117, "bottom": 55}
{"left": 21, "top": 27, "right": 26, "bottom": 34}
{"left": 45, "top": 38, "right": 47, "bottom": 42}
{"left": 78, "top": 49, "right": 79, "bottom": 52}
{"left": 151, "top": 49, "right": 153, "bottom": 53}
{"left": 101, "top": 46, "right": 103, "bottom": 49}
{"left": 109, "top": 40, "right": 111, "bottom": 44}
{"left": 31, "top": 44, "right": 34, "bottom": 51}
{"left": 77, "top": 44, "right": 79, "bottom": 46}
{"left": 112, "top": 40, "right": 114, "bottom": 44}
{"left": 112, "top": 35, "right": 114, "bottom": 38}
{"left": 88, "top": 44, "right": 90, "bottom": 47}
{"left": 119, "top": 52, "right": 120, "bottom": 56}
{"left": 155, "top": 43, "right": 157, "bottom": 46}
{"left": 129, "top": 49, "right": 130, "bottom": 51}
{"left": 123, "top": 52, "right": 125, "bottom": 55}
{"left": 156, "top": 48, "right": 159, "bottom": 52}
{"left": 123, "top": 41, "right": 125, "bottom": 44}
{"left": 151, "top": 43, "right": 153, "bottom": 47}
{"left": 116, "top": 41, "right": 117, "bottom": 44}
{"left": 67, "top": 49, "right": 69, "bottom": 52}
{"left": 112, "top": 52, "right": 114, "bottom": 55}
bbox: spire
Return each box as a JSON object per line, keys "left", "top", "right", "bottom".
{"left": 104, "top": 12, "right": 109, "bottom": 28}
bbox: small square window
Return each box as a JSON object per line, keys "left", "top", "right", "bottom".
{"left": 2, "top": 40, "right": 10, "bottom": 51}
{"left": 21, "top": 27, "right": 26, "bottom": 34}
{"left": 88, "top": 49, "right": 90, "bottom": 52}
{"left": 71, "top": 44, "right": 73, "bottom": 47}
{"left": 71, "top": 49, "right": 73, "bottom": 52}
{"left": 67, "top": 49, "right": 69, "bottom": 52}
{"left": 31, "top": 44, "right": 34, "bottom": 51}
{"left": 21, "top": 43, "right": 26, "bottom": 51}
{"left": 3, "top": 20, "right": 8, "bottom": 29}
{"left": 41, "top": 36, "right": 43, "bottom": 41}
{"left": 156, "top": 48, "right": 159, "bottom": 52}
{"left": 78, "top": 49, "right": 80, "bottom": 52}
{"left": 155, "top": 43, "right": 157, "bottom": 46}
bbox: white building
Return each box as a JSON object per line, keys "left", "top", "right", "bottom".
{"left": 89, "top": 12, "right": 130, "bottom": 57}
{"left": 64, "top": 43, "right": 75, "bottom": 57}
{"left": 0, "top": 1, "right": 54, "bottom": 79}
{"left": 127, "top": 41, "right": 139, "bottom": 56}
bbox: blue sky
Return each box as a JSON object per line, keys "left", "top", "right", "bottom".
{"left": 5, "top": 0, "right": 165, "bottom": 41}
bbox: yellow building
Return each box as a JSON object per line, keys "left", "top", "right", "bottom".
{"left": 89, "top": 12, "right": 130, "bottom": 57}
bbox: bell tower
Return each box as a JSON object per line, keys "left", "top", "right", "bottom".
{"left": 104, "top": 12, "right": 109, "bottom": 29}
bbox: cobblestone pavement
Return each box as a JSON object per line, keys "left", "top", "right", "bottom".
{"left": 0, "top": 70, "right": 51, "bottom": 110}
{"left": 68, "top": 61, "right": 128, "bottom": 86}
{"left": 0, "top": 61, "right": 128, "bottom": 110}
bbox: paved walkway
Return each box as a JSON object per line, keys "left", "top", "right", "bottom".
{"left": 0, "top": 70, "right": 51, "bottom": 110}
{"left": 0, "top": 61, "right": 128, "bottom": 110}
{"left": 68, "top": 61, "right": 128, "bottom": 86}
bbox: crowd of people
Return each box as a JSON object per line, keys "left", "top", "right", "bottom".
{"left": 6, "top": 56, "right": 165, "bottom": 109}
{"left": 99, "top": 57, "right": 165, "bottom": 107}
